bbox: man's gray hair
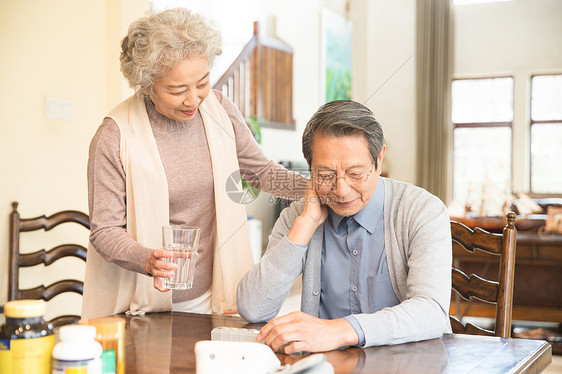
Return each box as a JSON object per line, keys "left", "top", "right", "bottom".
{"left": 120, "top": 8, "right": 222, "bottom": 90}
{"left": 302, "top": 100, "right": 385, "bottom": 169}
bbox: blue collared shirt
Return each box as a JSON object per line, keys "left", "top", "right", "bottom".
{"left": 318, "top": 177, "right": 399, "bottom": 346}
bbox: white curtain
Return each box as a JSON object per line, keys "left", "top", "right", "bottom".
{"left": 416, "top": 0, "right": 454, "bottom": 204}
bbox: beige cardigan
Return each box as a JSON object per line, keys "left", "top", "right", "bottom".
{"left": 82, "top": 90, "right": 253, "bottom": 318}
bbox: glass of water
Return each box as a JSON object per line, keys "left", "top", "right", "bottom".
{"left": 161, "top": 225, "right": 201, "bottom": 290}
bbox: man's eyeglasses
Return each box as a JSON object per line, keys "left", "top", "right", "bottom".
{"left": 312, "top": 164, "right": 375, "bottom": 187}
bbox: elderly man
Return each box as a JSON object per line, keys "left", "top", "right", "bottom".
{"left": 237, "top": 100, "right": 452, "bottom": 353}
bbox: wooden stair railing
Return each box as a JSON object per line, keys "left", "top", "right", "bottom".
{"left": 213, "top": 21, "right": 295, "bottom": 130}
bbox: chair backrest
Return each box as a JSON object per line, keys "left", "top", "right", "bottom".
{"left": 9, "top": 201, "right": 90, "bottom": 327}
{"left": 450, "top": 212, "right": 517, "bottom": 338}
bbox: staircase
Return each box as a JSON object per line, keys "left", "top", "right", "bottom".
{"left": 213, "top": 22, "right": 295, "bottom": 130}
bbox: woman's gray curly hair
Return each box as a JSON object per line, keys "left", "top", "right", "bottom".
{"left": 120, "top": 8, "right": 222, "bottom": 89}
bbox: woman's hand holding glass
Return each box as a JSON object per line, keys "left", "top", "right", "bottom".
{"left": 145, "top": 249, "right": 176, "bottom": 292}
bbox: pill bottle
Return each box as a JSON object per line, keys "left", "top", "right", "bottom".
{"left": 79, "top": 317, "right": 126, "bottom": 374}
{"left": 52, "top": 325, "right": 102, "bottom": 374}
{"left": 0, "top": 299, "right": 55, "bottom": 374}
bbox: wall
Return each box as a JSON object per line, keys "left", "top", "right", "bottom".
{"left": 0, "top": 0, "right": 148, "bottom": 320}
{"left": 454, "top": 0, "right": 562, "bottom": 193}
{"left": 360, "top": 0, "right": 416, "bottom": 183}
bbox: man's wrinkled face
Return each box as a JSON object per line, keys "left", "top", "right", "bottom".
{"left": 310, "top": 134, "right": 385, "bottom": 217}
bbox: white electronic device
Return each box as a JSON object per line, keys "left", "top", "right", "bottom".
{"left": 195, "top": 340, "right": 334, "bottom": 374}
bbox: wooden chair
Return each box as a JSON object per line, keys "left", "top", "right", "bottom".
{"left": 9, "top": 201, "right": 90, "bottom": 327}
{"left": 450, "top": 212, "right": 517, "bottom": 338}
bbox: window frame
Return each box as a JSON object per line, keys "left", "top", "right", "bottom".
{"left": 529, "top": 73, "right": 562, "bottom": 194}
{"left": 451, "top": 76, "right": 515, "bottom": 205}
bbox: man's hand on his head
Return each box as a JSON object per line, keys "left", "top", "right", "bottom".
{"left": 303, "top": 179, "right": 328, "bottom": 225}
{"left": 288, "top": 180, "right": 328, "bottom": 246}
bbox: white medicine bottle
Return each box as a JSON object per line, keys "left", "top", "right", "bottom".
{"left": 52, "top": 325, "right": 102, "bottom": 374}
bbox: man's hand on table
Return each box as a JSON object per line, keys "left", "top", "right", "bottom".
{"left": 257, "top": 311, "right": 359, "bottom": 354}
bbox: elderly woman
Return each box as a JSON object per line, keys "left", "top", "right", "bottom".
{"left": 82, "top": 8, "right": 306, "bottom": 318}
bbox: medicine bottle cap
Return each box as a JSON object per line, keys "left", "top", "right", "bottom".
{"left": 4, "top": 299, "right": 47, "bottom": 318}
{"left": 53, "top": 325, "right": 102, "bottom": 362}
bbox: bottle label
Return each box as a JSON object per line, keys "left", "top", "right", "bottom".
{"left": 0, "top": 339, "right": 12, "bottom": 373}
{"left": 0, "top": 335, "right": 54, "bottom": 374}
{"left": 52, "top": 357, "right": 102, "bottom": 374}
{"left": 102, "top": 349, "right": 116, "bottom": 374}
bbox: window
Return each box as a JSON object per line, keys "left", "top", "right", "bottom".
{"left": 530, "top": 74, "right": 562, "bottom": 193}
{"left": 453, "top": 0, "right": 511, "bottom": 5}
{"left": 451, "top": 77, "right": 513, "bottom": 213}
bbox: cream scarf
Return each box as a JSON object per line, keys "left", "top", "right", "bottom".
{"left": 82, "top": 90, "right": 253, "bottom": 318}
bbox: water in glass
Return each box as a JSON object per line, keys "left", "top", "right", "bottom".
{"left": 162, "top": 244, "right": 197, "bottom": 290}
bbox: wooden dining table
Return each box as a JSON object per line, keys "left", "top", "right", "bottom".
{"left": 116, "top": 311, "right": 552, "bottom": 373}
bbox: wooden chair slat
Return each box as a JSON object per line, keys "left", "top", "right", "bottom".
{"left": 9, "top": 201, "right": 89, "bottom": 327}
{"left": 450, "top": 212, "right": 517, "bottom": 338}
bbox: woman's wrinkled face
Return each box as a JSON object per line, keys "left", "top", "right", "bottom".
{"left": 146, "top": 56, "right": 211, "bottom": 122}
